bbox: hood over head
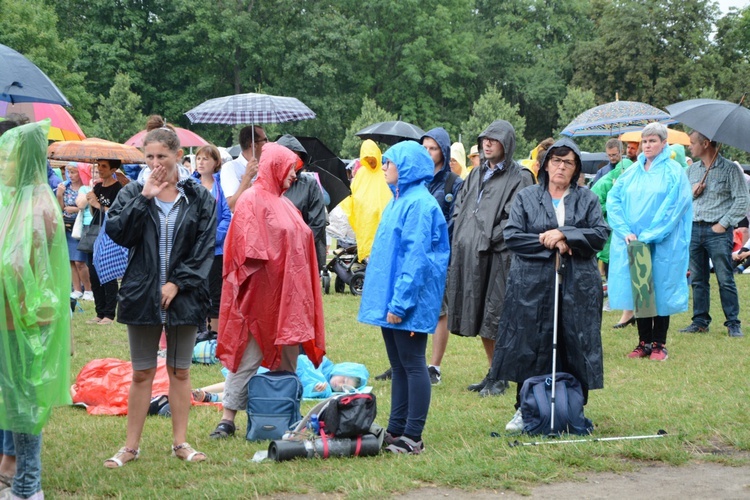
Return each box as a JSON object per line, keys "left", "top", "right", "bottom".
{"left": 0, "top": 119, "right": 49, "bottom": 189}
{"left": 537, "top": 137, "right": 582, "bottom": 189}
{"left": 359, "top": 139, "right": 382, "bottom": 172}
{"left": 668, "top": 144, "right": 688, "bottom": 169}
{"left": 477, "top": 120, "right": 516, "bottom": 166}
{"left": 276, "top": 134, "right": 309, "bottom": 166}
{"left": 381, "top": 140, "right": 434, "bottom": 189}
{"left": 420, "top": 127, "right": 451, "bottom": 174}
{"left": 254, "top": 142, "right": 299, "bottom": 196}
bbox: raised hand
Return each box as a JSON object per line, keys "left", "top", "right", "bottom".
{"left": 142, "top": 165, "right": 170, "bottom": 199}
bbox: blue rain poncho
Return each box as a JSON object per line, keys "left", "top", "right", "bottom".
{"left": 0, "top": 120, "right": 72, "bottom": 434}
{"left": 261, "top": 355, "right": 370, "bottom": 399}
{"left": 357, "top": 141, "right": 450, "bottom": 334}
{"left": 606, "top": 148, "right": 692, "bottom": 315}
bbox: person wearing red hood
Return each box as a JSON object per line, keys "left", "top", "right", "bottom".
{"left": 211, "top": 143, "right": 326, "bottom": 439}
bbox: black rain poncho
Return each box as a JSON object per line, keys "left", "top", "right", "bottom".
{"left": 0, "top": 120, "right": 71, "bottom": 434}
{"left": 447, "top": 120, "right": 533, "bottom": 339}
{"left": 489, "top": 138, "right": 609, "bottom": 391}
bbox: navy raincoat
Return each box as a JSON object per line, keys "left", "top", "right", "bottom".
{"left": 489, "top": 138, "right": 609, "bottom": 391}
{"left": 421, "top": 127, "right": 463, "bottom": 241}
{"left": 357, "top": 141, "right": 450, "bottom": 334}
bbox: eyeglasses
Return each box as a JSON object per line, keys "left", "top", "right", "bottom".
{"left": 383, "top": 161, "right": 396, "bottom": 170}
{"left": 549, "top": 157, "right": 576, "bottom": 169}
{"left": 253, "top": 136, "right": 268, "bottom": 144}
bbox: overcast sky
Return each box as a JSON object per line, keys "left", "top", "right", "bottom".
{"left": 717, "top": 0, "right": 748, "bottom": 13}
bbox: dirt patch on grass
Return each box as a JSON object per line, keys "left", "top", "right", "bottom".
{"left": 397, "top": 461, "right": 750, "bottom": 499}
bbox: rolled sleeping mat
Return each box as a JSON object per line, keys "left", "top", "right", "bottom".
{"left": 268, "top": 434, "right": 380, "bottom": 462}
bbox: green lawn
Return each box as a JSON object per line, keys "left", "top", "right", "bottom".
{"left": 42, "top": 276, "right": 750, "bottom": 498}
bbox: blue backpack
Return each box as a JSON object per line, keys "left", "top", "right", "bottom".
{"left": 520, "top": 372, "right": 593, "bottom": 436}
{"left": 246, "top": 371, "right": 302, "bottom": 441}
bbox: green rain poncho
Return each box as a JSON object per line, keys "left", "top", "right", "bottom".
{"left": 0, "top": 119, "right": 71, "bottom": 434}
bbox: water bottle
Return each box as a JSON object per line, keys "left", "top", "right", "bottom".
{"left": 309, "top": 413, "right": 320, "bottom": 434}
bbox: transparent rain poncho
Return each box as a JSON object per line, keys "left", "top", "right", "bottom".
{"left": 0, "top": 119, "right": 71, "bottom": 434}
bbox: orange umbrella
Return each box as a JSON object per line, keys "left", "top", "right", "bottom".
{"left": 0, "top": 101, "right": 86, "bottom": 141}
{"left": 619, "top": 128, "right": 690, "bottom": 146}
{"left": 125, "top": 127, "right": 208, "bottom": 148}
{"left": 48, "top": 138, "right": 144, "bottom": 164}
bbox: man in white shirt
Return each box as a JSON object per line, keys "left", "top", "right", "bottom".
{"left": 221, "top": 126, "right": 267, "bottom": 211}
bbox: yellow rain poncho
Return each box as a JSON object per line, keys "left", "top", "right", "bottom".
{"left": 0, "top": 120, "right": 71, "bottom": 434}
{"left": 450, "top": 142, "right": 468, "bottom": 179}
{"left": 339, "top": 140, "right": 392, "bottom": 261}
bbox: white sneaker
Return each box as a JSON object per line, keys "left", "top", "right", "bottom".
{"left": 82, "top": 291, "right": 94, "bottom": 301}
{"left": 70, "top": 291, "right": 83, "bottom": 299}
{"left": 505, "top": 409, "right": 524, "bottom": 433}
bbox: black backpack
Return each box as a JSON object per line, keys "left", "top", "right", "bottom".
{"left": 520, "top": 372, "right": 593, "bottom": 436}
{"left": 246, "top": 371, "right": 302, "bottom": 441}
{"left": 318, "top": 393, "right": 377, "bottom": 438}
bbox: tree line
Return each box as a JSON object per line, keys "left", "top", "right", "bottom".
{"left": 1, "top": 0, "right": 748, "bottom": 160}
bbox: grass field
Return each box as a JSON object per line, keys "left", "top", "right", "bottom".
{"left": 40, "top": 275, "right": 750, "bottom": 498}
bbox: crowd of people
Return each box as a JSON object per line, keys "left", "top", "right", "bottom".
{"left": 1, "top": 106, "right": 748, "bottom": 497}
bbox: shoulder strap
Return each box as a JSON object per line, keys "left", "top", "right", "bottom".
{"left": 444, "top": 171, "right": 458, "bottom": 199}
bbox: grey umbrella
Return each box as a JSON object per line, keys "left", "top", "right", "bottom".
{"left": 184, "top": 92, "right": 316, "bottom": 125}
{"left": 0, "top": 44, "right": 70, "bottom": 106}
{"left": 666, "top": 97, "right": 750, "bottom": 153}
{"left": 355, "top": 120, "right": 425, "bottom": 145}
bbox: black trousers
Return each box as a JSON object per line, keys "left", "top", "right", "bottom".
{"left": 636, "top": 315, "right": 670, "bottom": 345}
{"left": 88, "top": 256, "right": 118, "bottom": 320}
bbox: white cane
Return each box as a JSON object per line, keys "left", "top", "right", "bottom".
{"left": 549, "top": 251, "right": 562, "bottom": 433}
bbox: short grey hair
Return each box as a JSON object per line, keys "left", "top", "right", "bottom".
{"left": 641, "top": 122, "right": 668, "bottom": 141}
{"left": 604, "top": 138, "right": 623, "bottom": 152}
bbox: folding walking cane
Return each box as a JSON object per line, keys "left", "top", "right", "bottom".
{"left": 549, "top": 251, "right": 563, "bottom": 433}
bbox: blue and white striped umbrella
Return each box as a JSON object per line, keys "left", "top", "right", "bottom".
{"left": 561, "top": 101, "right": 675, "bottom": 137}
{"left": 184, "top": 92, "right": 316, "bottom": 125}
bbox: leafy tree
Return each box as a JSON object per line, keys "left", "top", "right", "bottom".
{"left": 461, "top": 86, "right": 530, "bottom": 161}
{"left": 555, "top": 86, "right": 602, "bottom": 152}
{"left": 0, "top": 0, "right": 94, "bottom": 129}
{"left": 339, "top": 97, "right": 397, "bottom": 159}
{"left": 90, "top": 73, "right": 146, "bottom": 143}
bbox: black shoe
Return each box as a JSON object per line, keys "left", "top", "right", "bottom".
{"left": 428, "top": 366, "right": 441, "bottom": 385}
{"left": 467, "top": 371, "right": 490, "bottom": 392}
{"left": 679, "top": 323, "right": 709, "bottom": 333}
{"left": 479, "top": 378, "right": 509, "bottom": 397}
{"left": 374, "top": 368, "right": 392, "bottom": 381}
{"left": 728, "top": 324, "right": 744, "bottom": 337}
{"left": 613, "top": 317, "right": 636, "bottom": 329}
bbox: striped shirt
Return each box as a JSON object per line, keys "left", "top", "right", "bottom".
{"left": 155, "top": 186, "right": 188, "bottom": 324}
{"left": 687, "top": 155, "right": 750, "bottom": 228}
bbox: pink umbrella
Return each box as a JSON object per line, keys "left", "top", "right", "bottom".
{"left": 125, "top": 127, "right": 208, "bottom": 148}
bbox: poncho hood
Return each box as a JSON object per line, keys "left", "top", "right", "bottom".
{"left": 537, "top": 138, "right": 583, "bottom": 189}
{"left": 420, "top": 127, "right": 452, "bottom": 177}
{"left": 382, "top": 140, "right": 434, "bottom": 193}
{"left": 477, "top": 120, "right": 516, "bottom": 165}
{"left": 450, "top": 142, "right": 468, "bottom": 178}
{"left": 276, "top": 134, "right": 309, "bottom": 165}
{"left": 254, "top": 142, "right": 298, "bottom": 196}
{"left": 668, "top": 144, "right": 688, "bottom": 169}
{"left": 359, "top": 139, "right": 382, "bottom": 171}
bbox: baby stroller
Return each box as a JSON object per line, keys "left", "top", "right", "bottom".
{"left": 322, "top": 245, "right": 366, "bottom": 295}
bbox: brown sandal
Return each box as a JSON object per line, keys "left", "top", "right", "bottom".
{"left": 172, "top": 442, "right": 206, "bottom": 462}
{"left": 104, "top": 447, "right": 140, "bottom": 468}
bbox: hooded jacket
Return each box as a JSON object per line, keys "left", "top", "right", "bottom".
{"left": 217, "top": 143, "right": 325, "bottom": 372}
{"left": 489, "top": 138, "right": 609, "bottom": 390}
{"left": 276, "top": 134, "right": 328, "bottom": 246}
{"left": 106, "top": 175, "right": 218, "bottom": 326}
{"left": 607, "top": 146, "right": 692, "bottom": 315}
{"left": 358, "top": 141, "right": 449, "bottom": 334}
{"left": 420, "top": 127, "right": 463, "bottom": 241}
{"left": 339, "top": 139, "right": 392, "bottom": 261}
{"left": 447, "top": 120, "right": 534, "bottom": 338}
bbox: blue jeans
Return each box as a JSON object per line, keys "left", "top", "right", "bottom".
{"left": 381, "top": 327, "right": 430, "bottom": 441}
{"left": 1, "top": 429, "right": 14, "bottom": 456}
{"left": 11, "top": 432, "right": 42, "bottom": 498}
{"left": 689, "top": 223, "right": 741, "bottom": 327}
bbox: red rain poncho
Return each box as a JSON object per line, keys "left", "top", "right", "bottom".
{"left": 217, "top": 143, "right": 325, "bottom": 372}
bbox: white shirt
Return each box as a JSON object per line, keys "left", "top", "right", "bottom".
{"left": 221, "top": 151, "right": 253, "bottom": 198}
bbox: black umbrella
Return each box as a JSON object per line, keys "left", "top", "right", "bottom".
{"left": 286, "top": 136, "right": 351, "bottom": 211}
{"left": 0, "top": 44, "right": 70, "bottom": 106}
{"left": 666, "top": 96, "right": 750, "bottom": 153}
{"left": 579, "top": 152, "right": 609, "bottom": 175}
{"left": 355, "top": 120, "right": 425, "bottom": 145}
